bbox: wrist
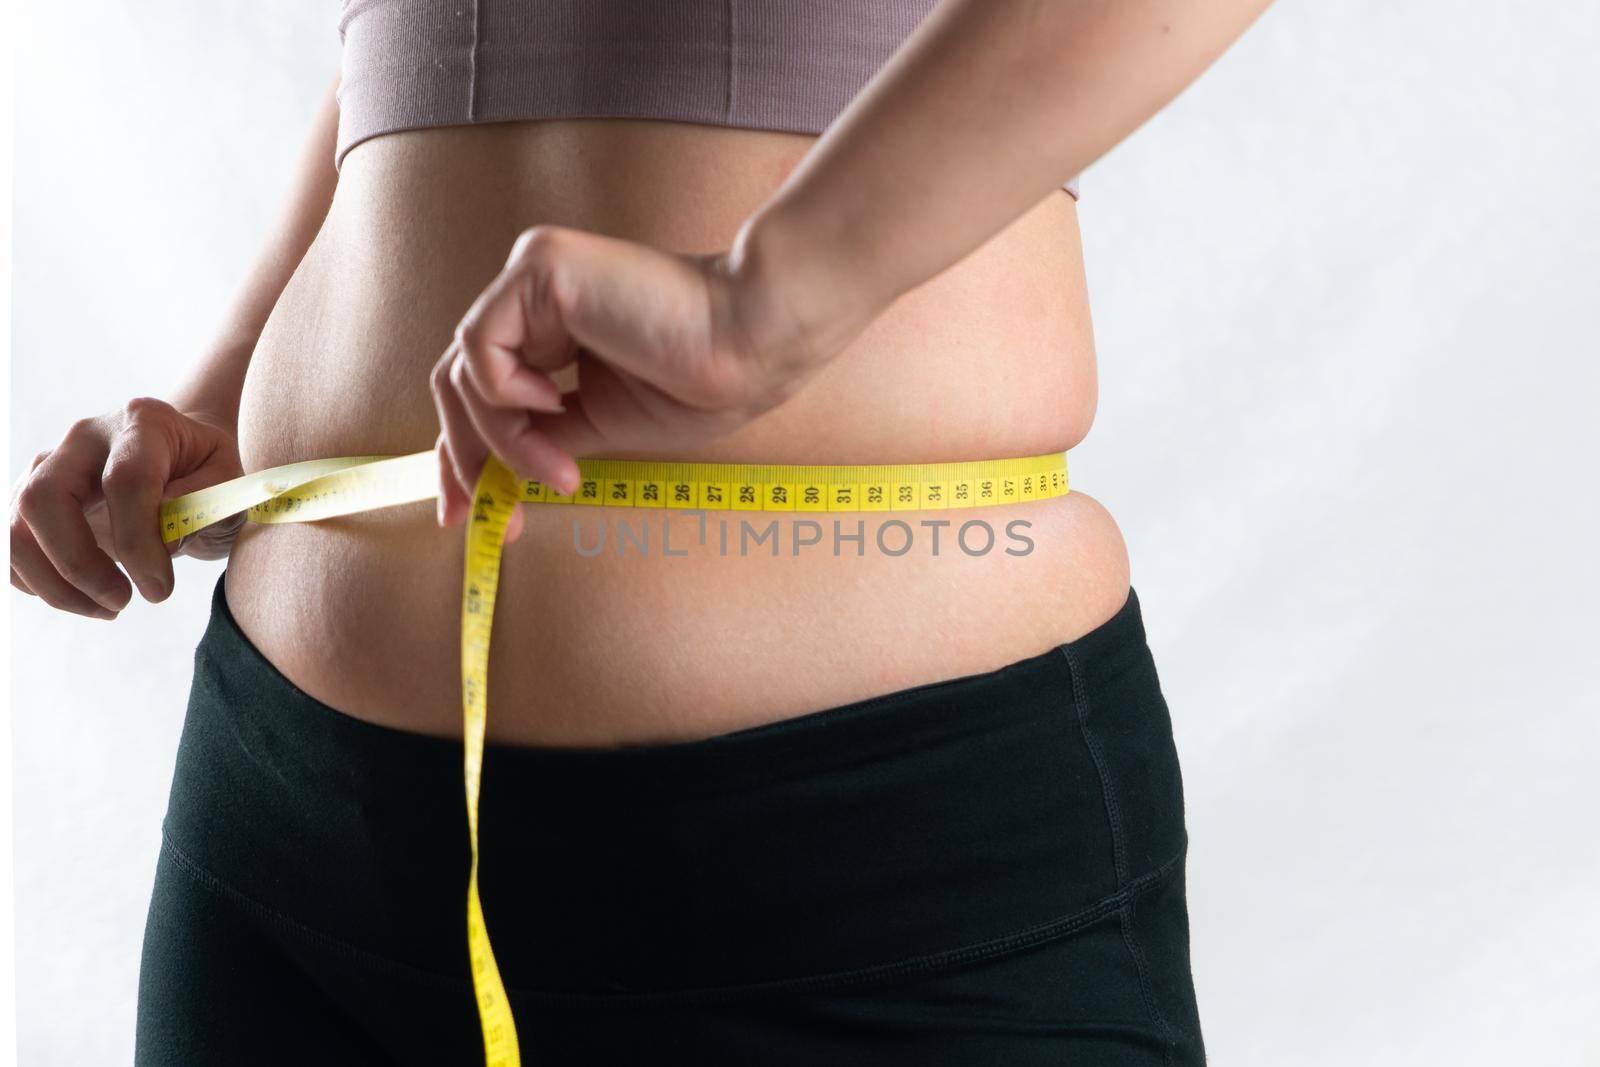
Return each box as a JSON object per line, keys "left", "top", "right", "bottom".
{"left": 718, "top": 204, "right": 885, "bottom": 396}
{"left": 165, "top": 387, "right": 241, "bottom": 438}
{"left": 168, "top": 349, "right": 251, "bottom": 435}
{"left": 167, "top": 394, "right": 238, "bottom": 428}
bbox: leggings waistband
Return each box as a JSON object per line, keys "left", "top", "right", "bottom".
{"left": 161, "top": 572, "right": 1184, "bottom": 996}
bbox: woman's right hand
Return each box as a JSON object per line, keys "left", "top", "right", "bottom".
{"left": 9, "top": 397, "right": 245, "bottom": 619}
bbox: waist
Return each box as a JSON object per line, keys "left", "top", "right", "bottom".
{"left": 226, "top": 120, "right": 1123, "bottom": 745}
{"left": 240, "top": 122, "right": 1095, "bottom": 471}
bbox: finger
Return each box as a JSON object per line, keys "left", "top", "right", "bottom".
{"left": 160, "top": 471, "right": 243, "bottom": 559}
{"left": 438, "top": 433, "right": 526, "bottom": 542}
{"left": 178, "top": 511, "right": 245, "bottom": 562}
{"left": 504, "top": 230, "right": 712, "bottom": 391}
{"left": 11, "top": 451, "right": 53, "bottom": 515}
{"left": 451, "top": 358, "right": 580, "bottom": 494}
{"left": 458, "top": 228, "right": 583, "bottom": 381}
{"left": 17, "top": 438, "right": 132, "bottom": 613}
{"left": 456, "top": 265, "right": 571, "bottom": 410}
{"left": 102, "top": 413, "right": 178, "bottom": 602}
{"left": 503, "top": 502, "right": 526, "bottom": 545}
{"left": 18, "top": 478, "right": 132, "bottom": 612}
{"left": 435, "top": 435, "right": 472, "bottom": 529}
{"left": 432, "top": 348, "right": 490, "bottom": 511}
{"left": 457, "top": 335, "right": 567, "bottom": 413}
{"left": 8, "top": 525, "right": 115, "bottom": 618}
{"left": 519, "top": 393, "right": 608, "bottom": 461}
{"left": 11, "top": 565, "right": 36, "bottom": 596}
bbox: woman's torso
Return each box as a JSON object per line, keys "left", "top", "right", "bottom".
{"left": 228, "top": 119, "right": 1130, "bottom": 746}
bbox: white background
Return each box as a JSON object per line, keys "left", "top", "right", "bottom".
{"left": 8, "top": 2, "right": 1599, "bottom": 1064}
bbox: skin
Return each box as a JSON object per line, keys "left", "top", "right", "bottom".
{"left": 12, "top": 0, "right": 1273, "bottom": 746}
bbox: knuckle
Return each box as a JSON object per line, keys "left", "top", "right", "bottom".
{"left": 63, "top": 417, "right": 99, "bottom": 443}
{"left": 430, "top": 355, "right": 453, "bottom": 391}
{"left": 54, "top": 557, "right": 95, "bottom": 586}
{"left": 100, "top": 460, "right": 148, "bottom": 498}
{"left": 15, "top": 480, "right": 50, "bottom": 521}
{"left": 123, "top": 395, "right": 168, "bottom": 421}
{"left": 510, "top": 225, "right": 560, "bottom": 264}
{"left": 548, "top": 265, "right": 580, "bottom": 318}
{"left": 455, "top": 312, "right": 493, "bottom": 360}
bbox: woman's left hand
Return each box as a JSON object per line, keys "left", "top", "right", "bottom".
{"left": 430, "top": 224, "right": 830, "bottom": 538}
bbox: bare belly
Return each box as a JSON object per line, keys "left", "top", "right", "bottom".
{"left": 227, "top": 120, "right": 1129, "bottom": 747}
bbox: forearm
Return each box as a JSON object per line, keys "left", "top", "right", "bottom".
{"left": 732, "top": 0, "right": 1273, "bottom": 354}
{"left": 169, "top": 72, "right": 342, "bottom": 426}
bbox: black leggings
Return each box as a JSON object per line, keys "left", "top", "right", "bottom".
{"left": 136, "top": 572, "right": 1205, "bottom": 1065}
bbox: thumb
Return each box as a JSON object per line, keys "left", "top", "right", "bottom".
{"left": 524, "top": 394, "right": 607, "bottom": 460}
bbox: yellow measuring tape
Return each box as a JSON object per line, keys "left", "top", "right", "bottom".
{"left": 158, "top": 448, "right": 1068, "bottom": 1065}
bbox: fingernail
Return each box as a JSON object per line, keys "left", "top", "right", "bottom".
{"left": 436, "top": 496, "right": 445, "bottom": 526}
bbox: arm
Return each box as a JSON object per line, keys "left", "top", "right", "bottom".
{"left": 170, "top": 71, "right": 342, "bottom": 424}
{"left": 433, "top": 0, "right": 1273, "bottom": 512}
{"left": 10, "top": 72, "right": 341, "bottom": 616}
{"left": 733, "top": 0, "right": 1278, "bottom": 364}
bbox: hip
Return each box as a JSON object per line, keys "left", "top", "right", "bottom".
{"left": 143, "top": 575, "right": 1201, "bottom": 1065}
{"left": 222, "top": 486, "right": 1130, "bottom": 745}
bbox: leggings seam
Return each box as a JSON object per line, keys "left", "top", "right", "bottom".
{"left": 1058, "top": 643, "right": 1178, "bottom": 1065}
{"left": 1059, "top": 645, "right": 1129, "bottom": 884}
{"left": 159, "top": 834, "right": 470, "bottom": 992}
{"left": 159, "top": 831, "right": 1184, "bottom": 1005}
{"left": 1120, "top": 903, "right": 1176, "bottom": 1067}
{"left": 599, "top": 848, "right": 1187, "bottom": 1004}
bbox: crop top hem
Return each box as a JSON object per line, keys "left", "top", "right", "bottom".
{"left": 334, "top": 111, "right": 1080, "bottom": 201}
{"left": 334, "top": 0, "right": 1080, "bottom": 199}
